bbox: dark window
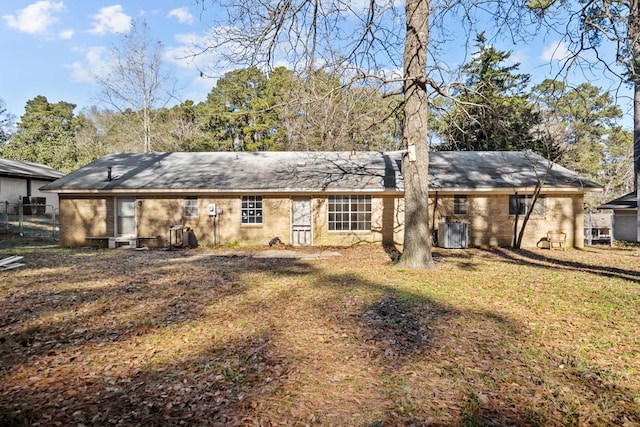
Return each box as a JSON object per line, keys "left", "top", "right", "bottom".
{"left": 454, "top": 195, "right": 468, "bottom": 215}
{"left": 328, "top": 195, "right": 371, "bottom": 231}
{"left": 509, "top": 195, "right": 545, "bottom": 216}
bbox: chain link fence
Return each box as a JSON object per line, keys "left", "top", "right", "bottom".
{"left": 0, "top": 200, "right": 58, "bottom": 239}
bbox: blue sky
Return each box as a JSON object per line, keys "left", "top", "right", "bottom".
{"left": 0, "top": 1, "right": 633, "bottom": 130}
{"left": 1, "top": 1, "right": 214, "bottom": 119}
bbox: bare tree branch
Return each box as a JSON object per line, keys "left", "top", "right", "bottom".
{"left": 93, "top": 19, "right": 178, "bottom": 153}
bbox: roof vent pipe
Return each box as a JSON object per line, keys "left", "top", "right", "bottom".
{"left": 107, "top": 167, "right": 112, "bottom": 181}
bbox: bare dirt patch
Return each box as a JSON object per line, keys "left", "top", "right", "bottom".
{"left": 0, "top": 243, "right": 638, "bottom": 426}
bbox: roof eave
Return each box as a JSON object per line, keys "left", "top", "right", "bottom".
{"left": 429, "top": 186, "right": 600, "bottom": 194}
{"left": 47, "top": 188, "right": 404, "bottom": 195}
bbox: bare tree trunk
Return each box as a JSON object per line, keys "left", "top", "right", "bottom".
{"left": 143, "top": 101, "right": 151, "bottom": 153}
{"left": 398, "top": 0, "right": 433, "bottom": 268}
{"left": 635, "top": 84, "right": 640, "bottom": 242}
{"left": 514, "top": 178, "right": 545, "bottom": 249}
{"left": 512, "top": 193, "right": 520, "bottom": 248}
{"left": 631, "top": 0, "right": 640, "bottom": 242}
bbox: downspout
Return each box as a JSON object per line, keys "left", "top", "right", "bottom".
{"left": 431, "top": 191, "right": 439, "bottom": 245}
{"left": 512, "top": 191, "right": 520, "bottom": 248}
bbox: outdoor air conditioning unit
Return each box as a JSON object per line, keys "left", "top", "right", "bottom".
{"left": 438, "top": 222, "right": 469, "bottom": 249}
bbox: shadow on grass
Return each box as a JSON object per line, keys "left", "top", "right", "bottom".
{"left": 0, "top": 246, "right": 638, "bottom": 426}
{"left": 492, "top": 247, "right": 640, "bottom": 285}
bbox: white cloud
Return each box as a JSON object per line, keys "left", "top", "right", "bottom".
{"left": 3, "top": 1, "right": 63, "bottom": 35}
{"left": 168, "top": 7, "right": 193, "bottom": 24}
{"left": 89, "top": 5, "right": 132, "bottom": 35}
{"left": 59, "top": 28, "right": 74, "bottom": 39}
{"left": 541, "top": 41, "right": 571, "bottom": 62}
{"left": 165, "top": 32, "right": 214, "bottom": 71}
{"left": 164, "top": 31, "right": 236, "bottom": 95}
{"left": 167, "top": 26, "right": 303, "bottom": 81}
{"left": 67, "top": 46, "right": 109, "bottom": 83}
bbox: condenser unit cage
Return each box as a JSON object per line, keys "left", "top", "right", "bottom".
{"left": 438, "top": 222, "right": 469, "bottom": 249}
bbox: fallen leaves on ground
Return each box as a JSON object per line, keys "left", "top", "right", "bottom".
{"left": 0, "top": 243, "right": 638, "bottom": 426}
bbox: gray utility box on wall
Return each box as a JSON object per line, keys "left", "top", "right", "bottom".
{"left": 438, "top": 222, "right": 469, "bottom": 249}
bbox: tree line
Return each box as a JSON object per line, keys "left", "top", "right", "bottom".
{"left": 2, "top": 0, "right": 639, "bottom": 265}
{"left": 0, "top": 67, "right": 403, "bottom": 166}
{"left": 0, "top": 39, "right": 631, "bottom": 210}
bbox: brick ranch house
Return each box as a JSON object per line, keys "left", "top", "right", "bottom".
{"left": 41, "top": 150, "right": 600, "bottom": 249}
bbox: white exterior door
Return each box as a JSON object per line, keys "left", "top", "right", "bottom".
{"left": 116, "top": 197, "right": 136, "bottom": 237}
{"left": 292, "top": 198, "right": 312, "bottom": 246}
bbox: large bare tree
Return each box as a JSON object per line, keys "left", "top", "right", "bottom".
{"left": 94, "top": 20, "right": 176, "bottom": 153}
{"left": 195, "top": 0, "right": 531, "bottom": 267}
{"left": 400, "top": 0, "right": 432, "bottom": 267}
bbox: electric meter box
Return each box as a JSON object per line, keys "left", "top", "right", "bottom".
{"left": 207, "top": 203, "right": 217, "bottom": 217}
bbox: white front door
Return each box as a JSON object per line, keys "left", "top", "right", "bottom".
{"left": 116, "top": 197, "right": 136, "bottom": 237}
{"left": 292, "top": 198, "right": 312, "bottom": 246}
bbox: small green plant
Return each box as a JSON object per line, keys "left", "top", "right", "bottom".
{"left": 524, "top": 406, "right": 547, "bottom": 427}
{"left": 461, "top": 392, "right": 483, "bottom": 427}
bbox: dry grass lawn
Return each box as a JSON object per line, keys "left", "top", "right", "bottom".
{"left": 0, "top": 240, "right": 639, "bottom": 426}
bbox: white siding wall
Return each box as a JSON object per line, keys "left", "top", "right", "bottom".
{"left": 0, "top": 177, "right": 27, "bottom": 204}
{"left": 0, "top": 176, "right": 59, "bottom": 211}
{"left": 613, "top": 211, "right": 638, "bottom": 242}
{"left": 33, "top": 179, "right": 59, "bottom": 210}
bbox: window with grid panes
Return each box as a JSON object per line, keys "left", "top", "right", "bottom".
{"left": 241, "top": 196, "right": 263, "bottom": 224}
{"left": 328, "top": 195, "right": 371, "bottom": 231}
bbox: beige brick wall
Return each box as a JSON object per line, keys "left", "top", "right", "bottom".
{"left": 138, "top": 194, "right": 406, "bottom": 248}
{"left": 204, "top": 196, "right": 291, "bottom": 246}
{"left": 135, "top": 197, "right": 182, "bottom": 247}
{"left": 136, "top": 195, "right": 292, "bottom": 247}
{"left": 59, "top": 196, "right": 111, "bottom": 246}
{"left": 431, "top": 193, "right": 585, "bottom": 248}
{"left": 58, "top": 192, "right": 584, "bottom": 249}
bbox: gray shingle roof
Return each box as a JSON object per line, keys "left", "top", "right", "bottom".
{"left": 0, "top": 158, "right": 64, "bottom": 181}
{"left": 598, "top": 191, "right": 637, "bottom": 210}
{"left": 429, "top": 150, "right": 601, "bottom": 190}
{"left": 41, "top": 150, "right": 600, "bottom": 194}
{"left": 42, "top": 151, "right": 402, "bottom": 193}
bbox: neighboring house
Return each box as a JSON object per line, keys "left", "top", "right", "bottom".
{"left": 584, "top": 212, "right": 612, "bottom": 244}
{"left": 597, "top": 192, "right": 638, "bottom": 242}
{"left": 0, "top": 157, "right": 64, "bottom": 213}
{"left": 41, "top": 150, "right": 600, "bottom": 249}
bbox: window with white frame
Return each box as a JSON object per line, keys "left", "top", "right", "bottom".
{"left": 509, "top": 195, "right": 545, "bottom": 216}
{"left": 183, "top": 196, "right": 198, "bottom": 218}
{"left": 454, "top": 195, "right": 468, "bottom": 215}
{"left": 241, "top": 195, "right": 263, "bottom": 224}
{"left": 328, "top": 195, "right": 371, "bottom": 231}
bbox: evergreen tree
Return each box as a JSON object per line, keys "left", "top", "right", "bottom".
{"left": 0, "top": 98, "right": 14, "bottom": 144}
{"left": 531, "top": 79, "right": 624, "bottom": 179}
{"left": 2, "top": 95, "right": 87, "bottom": 172}
{"left": 531, "top": 79, "right": 631, "bottom": 209}
{"left": 435, "top": 34, "right": 542, "bottom": 153}
{"left": 198, "top": 66, "right": 285, "bottom": 151}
